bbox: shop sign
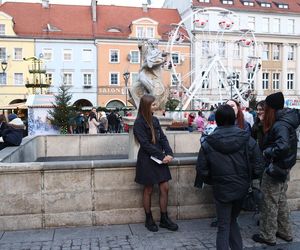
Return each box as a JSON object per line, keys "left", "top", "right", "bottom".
{"left": 99, "top": 87, "right": 125, "bottom": 95}
{"left": 285, "top": 99, "right": 300, "bottom": 109}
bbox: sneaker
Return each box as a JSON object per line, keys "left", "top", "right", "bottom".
{"left": 276, "top": 232, "right": 293, "bottom": 242}
{"left": 252, "top": 234, "right": 276, "bottom": 246}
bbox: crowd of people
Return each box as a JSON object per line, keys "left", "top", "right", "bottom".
{"left": 133, "top": 92, "right": 299, "bottom": 250}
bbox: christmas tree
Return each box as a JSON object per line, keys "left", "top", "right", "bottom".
{"left": 48, "top": 86, "right": 76, "bottom": 134}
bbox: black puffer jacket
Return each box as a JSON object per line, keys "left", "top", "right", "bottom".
{"left": 263, "top": 108, "right": 300, "bottom": 169}
{"left": 196, "top": 126, "right": 264, "bottom": 203}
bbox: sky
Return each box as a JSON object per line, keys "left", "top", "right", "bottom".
{"left": 2, "top": 0, "right": 165, "bottom": 7}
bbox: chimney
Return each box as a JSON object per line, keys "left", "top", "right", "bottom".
{"left": 91, "top": 0, "right": 97, "bottom": 22}
{"left": 42, "top": 0, "right": 49, "bottom": 8}
{"left": 142, "top": 3, "right": 148, "bottom": 12}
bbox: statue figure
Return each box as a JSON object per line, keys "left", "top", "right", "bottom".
{"left": 129, "top": 39, "right": 168, "bottom": 110}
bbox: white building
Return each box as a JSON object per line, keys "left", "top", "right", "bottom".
{"left": 163, "top": 0, "right": 300, "bottom": 108}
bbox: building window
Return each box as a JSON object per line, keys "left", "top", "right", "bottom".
{"left": 0, "top": 73, "right": 6, "bottom": 85}
{"left": 171, "top": 53, "right": 180, "bottom": 64}
{"left": 45, "top": 73, "right": 52, "bottom": 85}
{"left": 233, "top": 43, "right": 240, "bottom": 58}
{"left": 232, "top": 72, "right": 240, "bottom": 88}
{"left": 130, "top": 51, "right": 140, "bottom": 64}
{"left": 262, "top": 72, "right": 269, "bottom": 89}
{"left": 201, "top": 71, "right": 209, "bottom": 89}
{"left": 63, "top": 49, "right": 72, "bottom": 61}
{"left": 262, "top": 17, "right": 269, "bottom": 33}
{"left": 248, "top": 73, "right": 254, "bottom": 89}
{"left": 262, "top": 44, "right": 269, "bottom": 60}
{"left": 260, "top": 2, "right": 271, "bottom": 7}
{"left": 287, "top": 73, "right": 294, "bottom": 90}
{"left": 83, "top": 73, "right": 92, "bottom": 86}
{"left": 14, "top": 48, "right": 23, "bottom": 60}
{"left": 287, "top": 19, "right": 295, "bottom": 34}
{"left": 218, "top": 71, "right": 226, "bottom": 88}
{"left": 14, "top": 73, "right": 23, "bottom": 85}
{"left": 272, "top": 73, "right": 280, "bottom": 90}
{"left": 43, "top": 48, "right": 53, "bottom": 61}
{"left": 248, "top": 16, "right": 255, "bottom": 30}
{"left": 131, "top": 72, "right": 139, "bottom": 86}
{"left": 82, "top": 49, "right": 92, "bottom": 62}
{"left": 136, "top": 26, "right": 155, "bottom": 39}
{"left": 202, "top": 41, "right": 210, "bottom": 57}
{"left": 0, "top": 47, "right": 6, "bottom": 60}
{"left": 243, "top": 1, "right": 254, "bottom": 6}
{"left": 0, "top": 24, "right": 5, "bottom": 35}
{"left": 288, "top": 45, "right": 295, "bottom": 61}
{"left": 222, "top": 0, "right": 233, "bottom": 4}
{"left": 110, "top": 72, "right": 119, "bottom": 85}
{"left": 63, "top": 73, "right": 72, "bottom": 85}
{"left": 109, "top": 49, "right": 119, "bottom": 63}
{"left": 218, "top": 42, "right": 226, "bottom": 57}
{"left": 171, "top": 73, "right": 181, "bottom": 86}
{"left": 199, "top": 0, "right": 210, "bottom": 2}
{"left": 273, "top": 18, "right": 280, "bottom": 33}
{"left": 272, "top": 44, "right": 280, "bottom": 60}
{"left": 278, "top": 4, "right": 288, "bottom": 9}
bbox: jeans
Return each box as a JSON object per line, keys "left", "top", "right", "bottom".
{"left": 215, "top": 199, "right": 243, "bottom": 250}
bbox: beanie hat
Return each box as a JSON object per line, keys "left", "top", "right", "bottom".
{"left": 265, "top": 92, "right": 284, "bottom": 110}
{"left": 8, "top": 113, "right": 17, "bottom": 122}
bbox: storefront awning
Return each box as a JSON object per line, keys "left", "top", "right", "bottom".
{"left": 0, "top": 102, "right": 27, "bottom": 110}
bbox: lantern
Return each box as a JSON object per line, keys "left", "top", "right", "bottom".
{"left": 219, "top": 19, "right": 234, "bottom": 30}
{"left": 193, "top": 18, "right": 208, "bottom": 28}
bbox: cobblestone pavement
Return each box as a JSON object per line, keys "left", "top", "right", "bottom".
{"left": 1, "top": 211, "right": 300, "bottom": 250}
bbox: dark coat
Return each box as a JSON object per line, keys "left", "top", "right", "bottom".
{"left": 251, "top": 119, "right": 264, "bottom": 150}
{"left": 263, "top": 108, "right": 300, "bottom": 170}
{"left": 133, "top": 115, "right": 173, "bottom": 185}
{"left": 0, "top": 122, "right": 8, "bottom": 137}
{"left": 196, "top": 126, "right": 264, "bottom": 203}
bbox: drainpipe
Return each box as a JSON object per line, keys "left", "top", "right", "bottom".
{"left": 91, "top": 0, "right": 97, "bottom": 22}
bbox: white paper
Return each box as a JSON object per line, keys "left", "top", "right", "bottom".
{"left": 150, "top": 156, "right": 163, "bottom": 164}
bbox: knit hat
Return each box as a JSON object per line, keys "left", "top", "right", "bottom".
{"left": 8, "top": 113, "right": 17, "bottom": 122}
{"left": 265, "top": 92, "right": 284, "bottom": 110}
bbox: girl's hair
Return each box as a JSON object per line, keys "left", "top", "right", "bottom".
{"left": 215, "top": 104, "right": 235, "bottom": 126}
{"left": 138, "top": 94, "right": 156, "bottom": 144}
{"left": 0, "top": 114, "right": 6, "bottom": 123}
{"left": 256, "top": 100, "right": 265, "bottom": 110}
{"left": 226, "top": 99, "right": 245, "bottom": 129}
{"left": 89, "top": 111, "right": 96, "bottom": 121}
{"left": 263, "top": 104, "right": 276, "bottom": 133}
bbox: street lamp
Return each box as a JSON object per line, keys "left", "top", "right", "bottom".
{"left": 227, "top": 72, "right": 237, "bottom": 99}
{"left": 1, "top": 60, "right": 8, "bottom": 72}
{"left": 123, "top": 71, "right": 130, "bottom": 107}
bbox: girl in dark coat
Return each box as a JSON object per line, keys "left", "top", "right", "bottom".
{"left": 252, "top": 92, "right": 300, "bottom": 246}
{"left": 133, "top": 94, "right": 178, "bottom": 232}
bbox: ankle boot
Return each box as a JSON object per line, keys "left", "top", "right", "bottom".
{"left": 159, "top": 212, "right": 178, "bottom": 231}
{"left": 145, "top": 212, "right": 158, "bottom": 232}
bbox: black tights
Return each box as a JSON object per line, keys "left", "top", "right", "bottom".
{"left": 143, "top": 181, "right": 169, "bottom": 213}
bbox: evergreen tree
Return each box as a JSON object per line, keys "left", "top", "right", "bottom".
{"left": 48, "top": 86, "right": 76, "bottom": 134}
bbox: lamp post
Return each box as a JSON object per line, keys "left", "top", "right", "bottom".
{"left": 227, "top": 72, "right": 237, "bottom": 99}
{"left": 123, "top": 71, "right": 130, "bottom": 107}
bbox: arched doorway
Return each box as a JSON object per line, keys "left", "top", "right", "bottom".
{"left": 106, "top": 100, "right": 124, "bottom": 110}
{"left": 73, "top": 99, "right": 93, "bottom": 110}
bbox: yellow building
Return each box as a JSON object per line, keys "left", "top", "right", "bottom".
{"left": 0, "top": 11, "right": 35, "bottom": 107}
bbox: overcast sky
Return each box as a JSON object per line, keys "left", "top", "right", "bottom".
{"left": 2, "top": 0, "right": 165, "bottom": 7}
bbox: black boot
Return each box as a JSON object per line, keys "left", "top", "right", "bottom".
{"left": 145, "top": 212, "right": 158, "bottom": 232}
{"left": 159, "top": 212, "right": 178, "bottom": 231}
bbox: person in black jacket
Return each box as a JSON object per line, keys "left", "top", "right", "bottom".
{"left": 251, "top": 101, "right": 265, "bottom": 150}
{"left": 133, "top": 94, "right": 178, "bottom": 232}
{"left": 196, "top": 104, "right": 263, "bottom": 250}
{"left": 252, "top": 92, "right": 300, "bottom": 246}
{"left": 0, "top": 113, "right": 25, "bottom": 151}
{"left": 0, "top": 114, "right": 8, "bottom": 137}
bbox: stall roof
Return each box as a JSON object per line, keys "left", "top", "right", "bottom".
{"left": 26, "top": 95, "right": 55, "bottom": 108}
{"left": 0, "top": 102, "right": 27, "bottom": 110}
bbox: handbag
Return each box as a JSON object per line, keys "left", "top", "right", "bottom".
{"left": 266, "top": 162, "right": 289, "bottom": 182}
{"left": 241, "top": 145, "right": 264, "bottom": 212}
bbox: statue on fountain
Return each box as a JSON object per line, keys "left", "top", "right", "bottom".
{"left": 129, "top": 39, "right": 168, "bottom": 110}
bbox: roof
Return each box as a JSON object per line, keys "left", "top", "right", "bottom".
{"left": 0, "top": 2, "right": 94, "bottom": 39}
{"left": 93, "top": 5, "right": 182, "bottom": 40}
{"left": 192, "top": 0, "right": 300, "bottom": 14}
{"left": 0, "top": 2, "right": 182, "bottom": 41}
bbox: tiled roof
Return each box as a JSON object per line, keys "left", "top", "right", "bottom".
{"left": 0, "top": 2, "right": 94, "bottom": 39}
{"left": 0, "top": 2, "right": 182, "bottom": 41}
{"left": 192, "top": 0, "right": 300, "bottom": 14}
{"left": 94, "top": 5, "right": 182, "bottom": 40}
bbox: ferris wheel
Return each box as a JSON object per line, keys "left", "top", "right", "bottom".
{"left": 165, "top": 7, "right": 261, "bottom": 110}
